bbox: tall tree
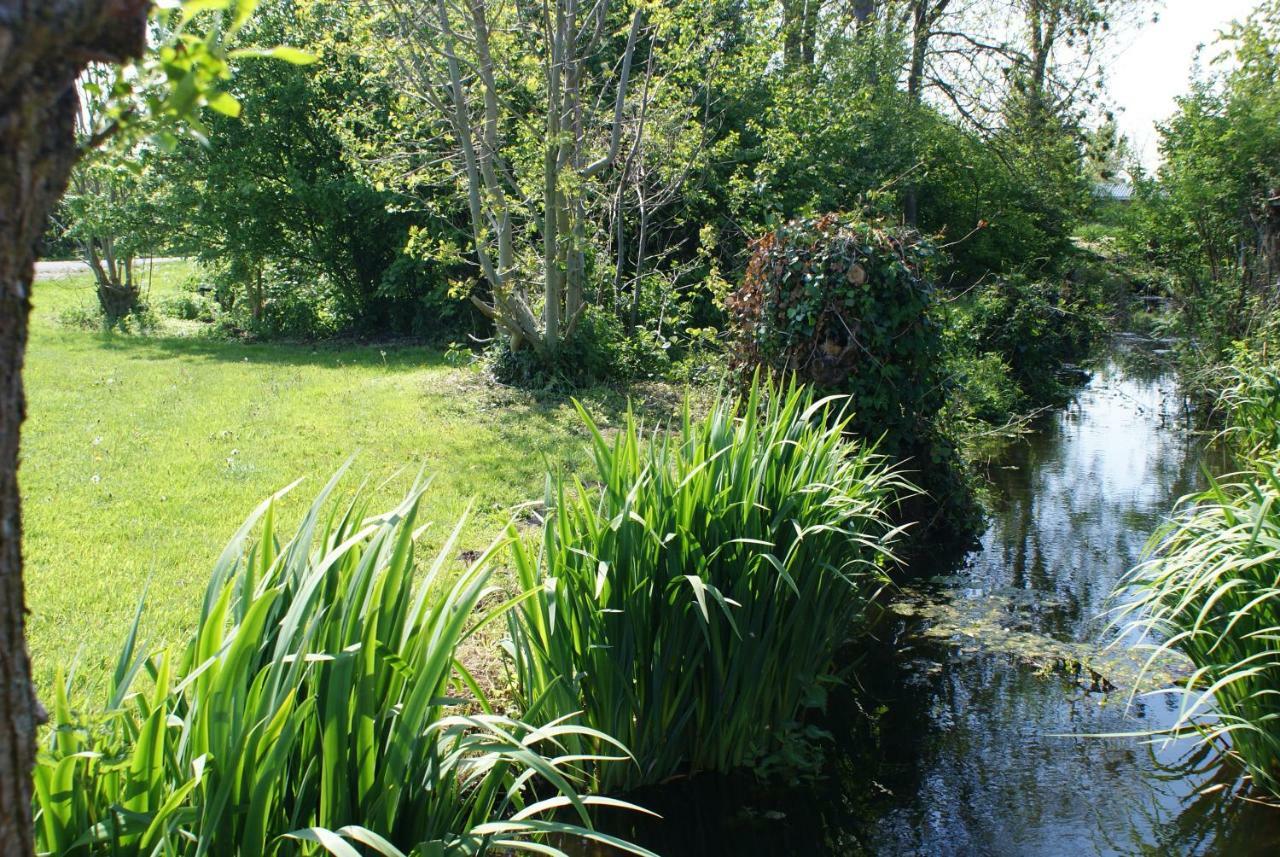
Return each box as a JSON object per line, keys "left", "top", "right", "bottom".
{"left": 1, "top": 8, "right": 149, "bottom": 850}
{"left": 371, "top": 0, "right": 646, "bottom": 359}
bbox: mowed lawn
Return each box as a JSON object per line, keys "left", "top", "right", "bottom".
{"left": 22, "top": 263, "right": 633, "bottom": 701}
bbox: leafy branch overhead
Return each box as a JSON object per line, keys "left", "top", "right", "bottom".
{"left": 82, "top": 0, "right": 315, "bottom": 154}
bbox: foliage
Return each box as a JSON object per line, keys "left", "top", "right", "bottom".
{"left": 33, "top": 472, "right": 652, "bottom": 856}
{"left": 726, "top": 212, "right": 978, "bottom": 541}
{"left": 942, "top": 348, "right": 1025, "bottom": 428}
{"left": 1114, "top": 362, "right": 1280, "bottom": 796}
{"left": 161, "top": 2, "right": 475, "bottom": 341}
{"left": 487, "top": 306, "right": 670, "bottom": 389}
{"left": 960, "top": 274, "right": 1104, "bottom": 404}
{"left": 155, "top": 287, "right": 218, "bottom": 324}
{"left": 1218, "top": 349, "right": 1280, "bottom": 456}
{"left": 507, "top": 378, "right": 905, "bottom": 792}
{"left": 1120, "top": 1, "right": 1280, "bottom": 366}
{"left": 58, "top": 0, "right": 316, "bottom": 322}
{"left": 727, "top": 213, "right": 943, "bottom": 431}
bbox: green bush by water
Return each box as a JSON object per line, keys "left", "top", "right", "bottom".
{"left": 724, "top": 212, "right": 982, "bottom": 544}
{"left": 507, "top": 378, "right": 907, "bottom": 792}
{"left": 33, "top": 471, "right": 652, "bottom": 856}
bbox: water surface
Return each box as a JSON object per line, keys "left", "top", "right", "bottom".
{"left": 586, "top": 340, "right": 1280, "bottom": 855}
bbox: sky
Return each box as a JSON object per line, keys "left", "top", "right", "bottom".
{"left": 1107, "top": 0, "right": 1268, "bottom": 170}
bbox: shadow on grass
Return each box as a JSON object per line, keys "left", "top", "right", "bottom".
{"left": 83, "top": 329, "right": 447, "bottom": 372}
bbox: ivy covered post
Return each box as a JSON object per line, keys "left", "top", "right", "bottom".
{"left": 727, "top": 212, "right": 979, "bottom": 545}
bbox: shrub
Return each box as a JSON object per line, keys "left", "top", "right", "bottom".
{"left": 962, "top": 274, "right": 1103, "bottom": 404}
{"left": 156, "top": 290, "right": 217, "bottom": 323}
{"left": 945, "top": 349, "right": 1025, "bottom": 427}
{"left": 56, "top": 303, "right": 107, "bottom": 331}
{"left": 725, "top": 212, "right": 978, "bottom": 543}
{"left": 487, "top": 306, "right": 670, "bottom": 389}
{"left": 57, "top": 301, "right": 158, "bottom": 334}
{"left": 507, "top": 379, "right": 906, "bottom": 792}
{"left": 33, "top": 473, "right": 652, "bottom": 856}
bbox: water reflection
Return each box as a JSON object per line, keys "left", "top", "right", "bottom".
{"left": 576, "top": 341, "right": 1280, "bottom": 855}
{"left": 865, "top": 341, "right": 1279, "bottom": 855}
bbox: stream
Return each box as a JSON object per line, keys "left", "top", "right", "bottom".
{"left": 583, "top": 337, "right": 1280, "bottom": 855}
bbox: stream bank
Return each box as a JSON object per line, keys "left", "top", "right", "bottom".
{"left": 577, "top": 337, "right": 1280, "bottom": 855}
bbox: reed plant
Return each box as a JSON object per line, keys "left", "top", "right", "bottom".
{"left": 1115, "top": 362, "right": 1280, "bottom": 797}
{"left": 507, "top": 378, "right": 907, "bottom": 792}
{"left": 33, "top": 469, "right": 652, "bottom": 856}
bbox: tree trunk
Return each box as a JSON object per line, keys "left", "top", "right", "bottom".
{"left": 0, "top": 4, "right": 148, "bottom": 853}
{"left": 801, "top": 0, "right": 818, "bottom": 66}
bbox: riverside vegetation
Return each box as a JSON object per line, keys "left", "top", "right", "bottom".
{"left": 16, "top": 0, "right": 1280, "bottom": 854}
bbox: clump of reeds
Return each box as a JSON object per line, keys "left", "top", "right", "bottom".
{"left": 34, "top": 470, "right": 652, "bottom": 856}
{"left": 507, "top": 378, "right": 907, "bottom": 792}
{"left": 1115, "top": 362, "right": 1280, "bottom": 796}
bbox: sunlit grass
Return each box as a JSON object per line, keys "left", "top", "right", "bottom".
{"left": 23, "top": 264, "right": 640, "bottom": 702}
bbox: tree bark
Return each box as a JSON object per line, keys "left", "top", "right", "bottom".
{"left": 0, "top": 3, "right": 148, "bottom": 853}
{"left": 904, "top": 0, "right": 948, "bottom": 227}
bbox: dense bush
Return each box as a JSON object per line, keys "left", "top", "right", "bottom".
{"left": 727, "top": 214, "right": 943, "bottom": 437}
{"left": 155, "top": 287, "right": 218, "bottom": 323}
{"left": 961, "top": 275, "right": 1104, "bottom": 404}
{"left": 943, "top": 349, "right": 1026, "bottom": 427}
{"left": 507, "top": 379, "right": 905, "bottom": 792}
{"left": 487, "top": 306, "right": 670, "bottom": 389}
{"left": 726, "top": 212, "right": 978, "bottom": 541}
{"left": 33, "top": 475, "right": 650, "bottom": 856}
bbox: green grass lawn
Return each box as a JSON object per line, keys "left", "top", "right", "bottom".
{"left": 23, "top": 263, "right": 672, "bottom": 702}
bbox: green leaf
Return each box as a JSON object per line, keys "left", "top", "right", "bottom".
{"left": 205, "top": 91, "right": 242, "bottom": 118}
{"left": 231, "top": 45, "right": 318, "bottom": 65}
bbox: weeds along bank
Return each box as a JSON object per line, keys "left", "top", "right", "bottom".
{"left": 34, "top": 379, "right": 906, "bottom": 855}
{"left": 1114, "top": 359, "right": 1280, "bottom": 799}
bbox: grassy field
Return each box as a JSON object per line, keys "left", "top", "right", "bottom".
{"left": 23, "top": 262, "right": 671, "bottom": 701}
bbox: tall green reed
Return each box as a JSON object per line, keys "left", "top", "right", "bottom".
{"left": 507, "top": 378, "right": 908, "bottom": 793}
{"left": 33, "top": 468, "right": 653, "bottom": 856}
{"left": 1114, "top": 360, "right": 1280, "bottom": 797}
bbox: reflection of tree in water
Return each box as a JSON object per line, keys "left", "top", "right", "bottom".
{"left": 1092, "top": 740, "right": 1280, "bottom": 855}
{"left": 567, "top": 344, "right": 1276, "bottom": 857}
{"left": 860, "top": 348, "right": 1277, "bottom": 855}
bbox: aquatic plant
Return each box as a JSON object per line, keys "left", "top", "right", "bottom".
{"left": 1217, "top": 352, "right": 1280, "bottom": 456}
{"left": 33, "top": 471, "right": 652, "bottom": 856}
{"left": 507, "top": 378, "right": 906, "bottom": 792}
{"left": 1115, "top": 459, "right": 1280, "bottom": 797}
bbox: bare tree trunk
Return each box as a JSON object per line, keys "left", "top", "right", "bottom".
{"left": 801, "top": 0, "right": 819, "bottom": 66}
{"left": 0, "top": 4, "right": 148, "bottom": 853}
{"left": 904, "top": 0, "right": 949, "bottom": 227}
